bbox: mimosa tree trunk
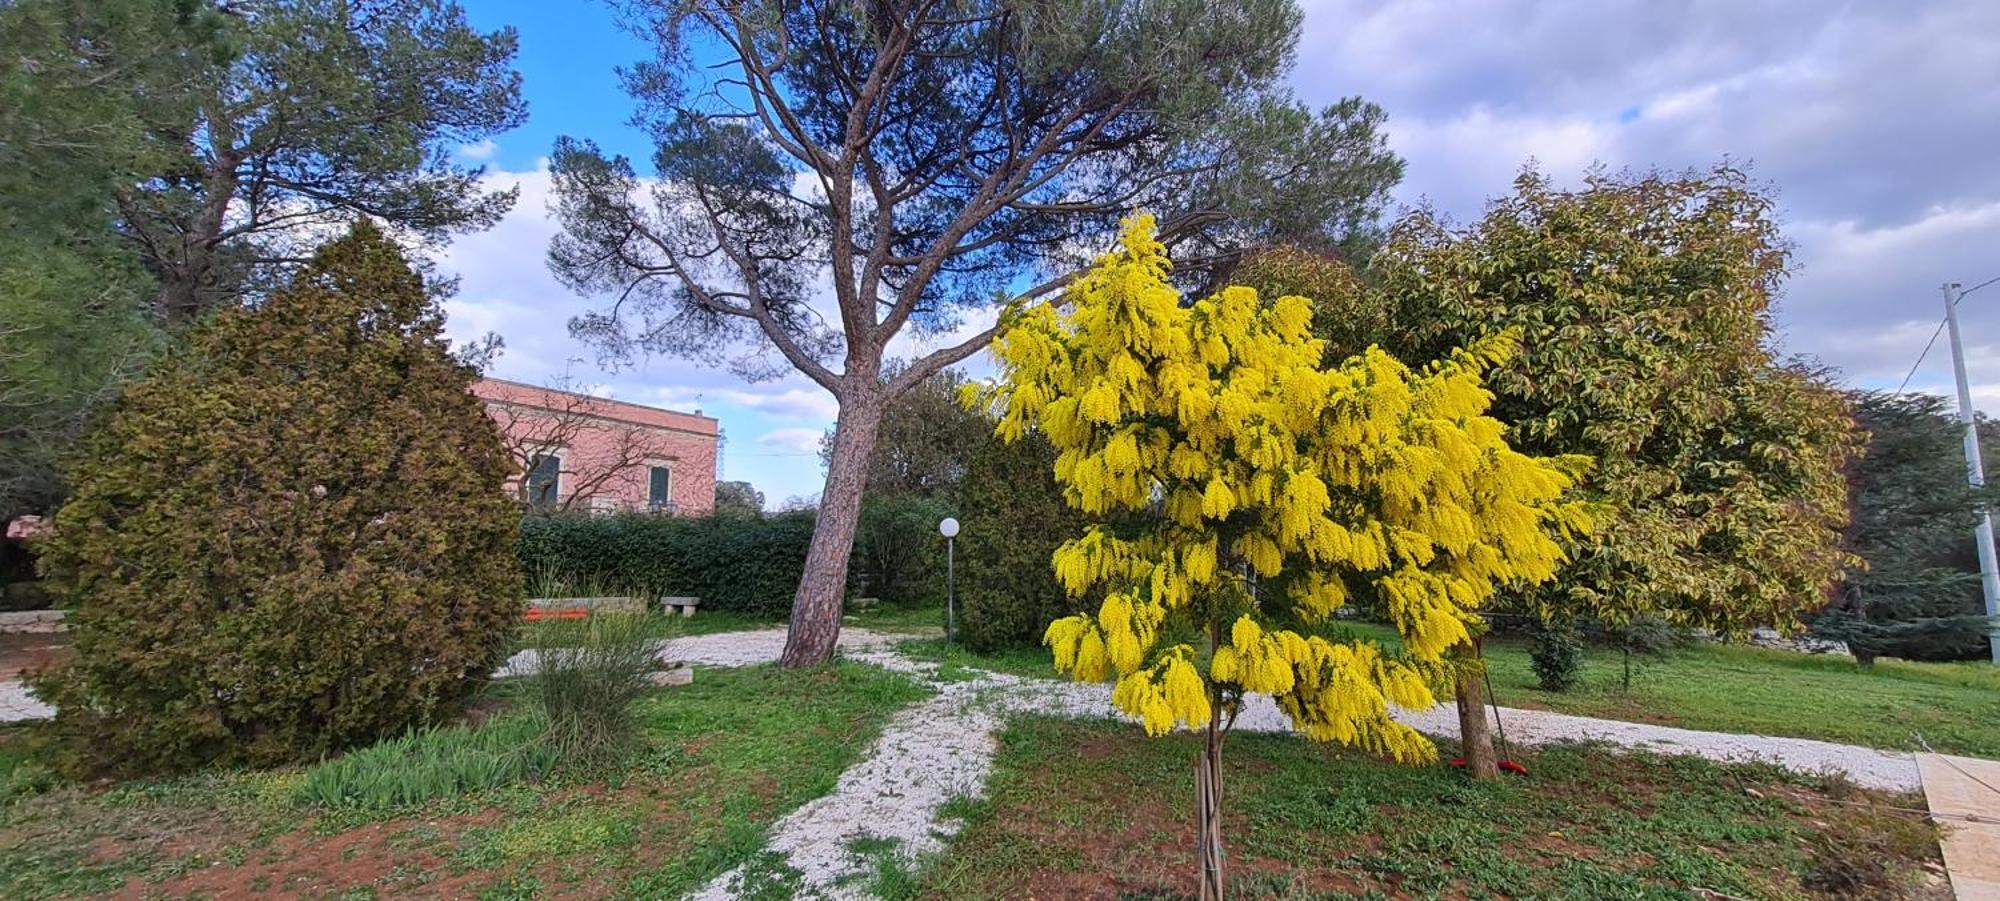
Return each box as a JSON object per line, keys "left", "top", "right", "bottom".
{"left": 777, "top": 396, "right": 882, "bottom": 668}
{"left": 1197, "top": 713, "right": 1225, "bottom": 900}
{"left": 1454, "top": 637, "right": 1499, "bottom": 780}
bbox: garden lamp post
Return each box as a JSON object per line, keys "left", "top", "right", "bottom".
{"left": 939, "top": 517, "right": 960, "bottom": 642}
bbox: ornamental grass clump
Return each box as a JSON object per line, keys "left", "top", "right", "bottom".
{"left": 977, "top": 215, "right": 1591, "bottom": 899}
{"left": 296, "top": 715, "right": 557, "bottom": 811}
{"left": 527, "top": 612, "right": 667, "bottom": 768}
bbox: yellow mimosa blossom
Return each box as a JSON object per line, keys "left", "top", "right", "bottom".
{"left": 984, "top": 214, "right": 1590, "bottom": 766}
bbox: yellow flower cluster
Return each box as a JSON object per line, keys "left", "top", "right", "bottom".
{"left": 989, "top": 214, "right": 1591, "bottom": 761}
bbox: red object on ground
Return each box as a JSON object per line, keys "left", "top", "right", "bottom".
{"left": 523, "top": 608, "right": 589, "bottom": 621}
{"left": 1448, "top": 757, "right": 1530, "bottom": 775}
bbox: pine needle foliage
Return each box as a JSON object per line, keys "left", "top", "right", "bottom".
{"left": 978, "top": 215, "right": 1592, "bottom": 760}
{"left": 30, "top": 221, "right": 522, "bottom": 773}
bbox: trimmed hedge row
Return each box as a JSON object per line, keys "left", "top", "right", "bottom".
{"left": 518, "top": 498, "right": 953, "bottom": 618}
{"left": 519, "top": 511, "right": 817, "bottom": 617}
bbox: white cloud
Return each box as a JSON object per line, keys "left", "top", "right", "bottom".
{"left": 1289, "top": 0, "right": 2000, "bottom": 405}
{"left": 458, "top": 139, "right": 500, "bottom": 162}
{"left": 654, "top": 385, "right": 840, "bottom": 421}
{"left": 755, "top": 427, "right": 824, "bottom": 455}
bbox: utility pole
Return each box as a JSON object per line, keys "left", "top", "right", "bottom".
{"left": 1941, "top": 281, "right": 2000, "bottom": 663}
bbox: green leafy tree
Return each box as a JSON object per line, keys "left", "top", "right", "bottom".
{"left": 0, "top": 0, "right": 202, "bottom": 520}
{"left": 820, "top": 366, "right": 990, "bottom": 500}
{"left": 0, "top": 241, "right": 156, "bottom": 523}
{"left": 549, "top": 0, "right": 1404, "bottom": 666}
{"left": 1365, "top": 167, "right": 1861, "bottom": 636}
{"left": 30, "top": 221, "right": 522, "bottom": 773}
{"left": 1812, "top": 392, "right": 2000, "bottom": 662}
{"left": 713, "top": 480, "right": 765, "bottom": 515}
{"left": 956, "top": 431, "right": 1087, "bottom": 653}
{"left": 3, "top": 0, "right": 526, "bottom": 324}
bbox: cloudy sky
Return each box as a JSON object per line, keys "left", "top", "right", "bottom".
{"left": 445, "top": 0, "right": 2000, "bottom": 507}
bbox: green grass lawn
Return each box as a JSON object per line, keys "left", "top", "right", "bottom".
{"left": 0, "top": 662, "right": 929, "bottom": 899}
{"left": 910, "top": 717, "right": 1945, "bottom": 900}
{"left": 1322, "top": 620, "right": 2000, "bottom": 758}
{"left": 904, "top": 606, "right": 2000, "bottom": 758}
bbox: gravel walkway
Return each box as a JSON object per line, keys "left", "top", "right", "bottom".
{"left": 0, "top": 626, "right": 1932, "bottom": 898}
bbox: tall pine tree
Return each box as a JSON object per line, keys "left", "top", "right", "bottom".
{"left": 1813, "top": 392, "right": 2000, "bottom": 662}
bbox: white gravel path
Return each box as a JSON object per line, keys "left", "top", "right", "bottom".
{"left": 0, "top": 625, "right": 1930, "bottom": 898}
{"left": 0, "top": 681, "right": 52, "bottom": 722}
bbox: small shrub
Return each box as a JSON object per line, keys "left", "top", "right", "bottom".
{"left": 30, "top": 223, "right": 522, "bottom": 773}
{"left": 296, "top": 715, "right": 556, "bottom": 810}
{"left": 528, "top": 612, "right": 666, "bottom": 767}
{"left": 1530, "top": 623, "right": 1585, "bottom": 692}
{"left": 1614, "top": 614, "right": 1689, "bottom": 656}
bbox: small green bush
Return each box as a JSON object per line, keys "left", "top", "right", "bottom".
{"left": 853, "top": 495, "right": 951, "bottom": 607}
{"left": 518, "top": 511, "right": 816, "bottom": 617}
{"left": 296, "top": 714, "right": 556, "bottom": 810}
{"left": 956, "top": 433, "right": 1088, "bottom": 652}
{"left": 31, "top": 222, "right": 522, "bottom": 773}
{"left": 528, "top": 613, "right": 665, "bottom": 767}
{"left": 1530, "top": 623, "right": 1586, "bottom": 692}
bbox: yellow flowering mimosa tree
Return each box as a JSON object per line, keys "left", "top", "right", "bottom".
{"left": 977, "top": 215, "right": 1591, "bottom": 899}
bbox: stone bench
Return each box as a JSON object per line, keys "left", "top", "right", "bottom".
{"left": 0, "top": 610, "right": 66, "bottom": 634}
{"left": 659, "top": 596, "right": 702, "bottom": 618}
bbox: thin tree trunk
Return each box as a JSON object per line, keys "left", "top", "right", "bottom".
{"left": 1196, "top": 618, "right": 1226, "bottom": 900}
{"left": 1197, "top": 712, "right": 1225, "bottom": 900}
{"left": 1454, "top": 637, "right": 1499, "bottom": 779}
{"left": 777, "top": 394, "right": 882, "bottom": 668}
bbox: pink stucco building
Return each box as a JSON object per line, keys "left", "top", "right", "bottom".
{"left": 471, "top": 378, "right": 719, "bottom": 515}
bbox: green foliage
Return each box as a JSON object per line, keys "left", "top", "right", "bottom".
{"left": 527, "top": 613, "right": 667, "bottom": 768}
{"left": 1230, "top": 244, "right": 1380, "bottom": 360}
{"left": 852, "top": 494, "right": 952, "bottom": 606}
{"left": 955, "top": 432, "right": 1087, "bottom": 652}
{"left": 1528, "top": 625, "right": 1584, "bottom": 692}
{"left": 714, "top": 480, "right": 766, "bottom": 515}
{"left": 1, "top": 0, "right": 524, "bottom": 323}
{"left": 30, "top": 222, "right": 523, "bottom": 773}
{"left": 1812, "top": 392, "right": 2000, "bottom": 662}
{"left": 829, "top": 367, "right": 991, "bottom": 501}
{"left": 518, "top": 511, "right": 817, "bottom": 617}
{"left": 1365, "top": 166, "right": 1861, "bottom": 634}
{"left": 0, "top": 0, "right": 177, "bottom": 521}
{"left": 520, "top": 504, "right": 948, "bottom": 615}
{"left": 296, "top": 715, "right": 556, "bottom": 811}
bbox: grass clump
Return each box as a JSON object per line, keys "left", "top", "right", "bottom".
{"left": 527, "top": 611, "right": 667, "bottom": 768}
{"left": 295, "top": 715, "right": 555, "bottom": 811}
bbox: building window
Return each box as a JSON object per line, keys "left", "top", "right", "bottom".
{"left": 649, "top": 465, "right": 672, "bottom": 511}
{"left": 527, "top": 453, "right": 561, "bottom": 507}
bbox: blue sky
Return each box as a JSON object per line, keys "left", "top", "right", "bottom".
{"left": 440, "top": 0, "right": 2000, "bottom": 508}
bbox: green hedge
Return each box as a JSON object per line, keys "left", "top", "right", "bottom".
{"left": 518, "top": 498, "right": 952, "bottom": 618}
{"left": 519, "top": 511, "right": 816, "bottom": 617}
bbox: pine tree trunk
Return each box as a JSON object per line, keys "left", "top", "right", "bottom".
{"left": 1454, "top": 638, "right": 1499, "bottom": 780}
{"left": 1196, "top": 715, "right": 1225, "bottom": 900}
{"left": 777, "top": 395, "right": 882, "bottom": 668}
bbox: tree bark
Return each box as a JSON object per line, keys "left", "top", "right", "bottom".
{"left": 1197, "top": 713, "right": 1225, "bottom": 901}
{"left": 1454, "top": 638, "right": 1499, "bottom": 780}
{"left": 777, "top": 394, "right": 883, "bottom": 668}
